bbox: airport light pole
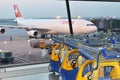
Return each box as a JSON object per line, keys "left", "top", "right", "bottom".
{"left": 65, "top": 0, "right": 73, "bottom": 34}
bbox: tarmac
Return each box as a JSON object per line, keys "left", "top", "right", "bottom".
{"left": 0, "top": 35, "right": 61, "bottom": 80}
{"left": 0, "top": 36, "right": 50, "bottom": 64}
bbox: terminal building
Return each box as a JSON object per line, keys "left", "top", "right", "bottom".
{"left": 90, "top": 17, "right": 120, "bottom": 32}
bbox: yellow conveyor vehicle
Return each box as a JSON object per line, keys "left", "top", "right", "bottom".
{"left": 50, "top": 35, "right": 120, "bottom": 80}
{"left": 60, "top": 49, "right": 79, "bottom": 80}
{"left": 49, "top": 37, "right": 79, "bottom": 73}
{"left": 49, "top": 42, "right": 71, "bottom": 73}
{"left": 76, "top": 44, "right": 120, "bottom": 80}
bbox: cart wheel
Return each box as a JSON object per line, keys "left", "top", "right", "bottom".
{"left": 48, "top": 64, "right": 52, "bottom": 72}
{"left": 48, "top": 64, "right": 55, "bottom": 74}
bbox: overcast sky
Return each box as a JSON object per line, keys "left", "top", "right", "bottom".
{"left": 0, "top": 0, "right": 120, "bottom": 19}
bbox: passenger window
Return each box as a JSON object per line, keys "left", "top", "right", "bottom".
{"left": 86, "top": 24, "right": 94, "bottom": 26}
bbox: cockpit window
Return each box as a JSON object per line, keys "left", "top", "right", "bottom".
{"left": 86, "top": 24, "right": 95, "bottom": 26}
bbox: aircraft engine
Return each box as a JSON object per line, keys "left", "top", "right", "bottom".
{"left": 27, "top": 30, "right": 38, "bottom": 37}
{"left": 0, "top": 28, "right": 5, "bottom": 34}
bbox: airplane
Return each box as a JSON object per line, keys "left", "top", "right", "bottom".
{"left": 1, "top": 4, "right": 98, "bottom": 38}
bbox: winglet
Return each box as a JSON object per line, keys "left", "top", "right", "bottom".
{"left": 14, "top": 4, "right": 22, "bottom": 18}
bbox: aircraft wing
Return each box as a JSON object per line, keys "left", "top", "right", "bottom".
{"left": 1, "top": 25, "right": 49, "bottom": 30}
{"left": 0, "top": 24, "right": 53, "bottom": 33}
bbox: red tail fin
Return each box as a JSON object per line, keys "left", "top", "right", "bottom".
{"left": 14, "top": 4, "right": 22, "bottom": 18}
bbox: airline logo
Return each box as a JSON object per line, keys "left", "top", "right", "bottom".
{"left": 14, "top": 4, "right": 22, "bottom": 18}
{"left": 62, "top": 20, "right": 75, "bottom": 24}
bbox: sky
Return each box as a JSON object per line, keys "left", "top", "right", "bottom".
{"left": 0, "top": 0, "right": 120, "bottom": 19}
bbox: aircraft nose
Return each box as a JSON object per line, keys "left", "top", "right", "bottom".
{"left": 92, "top": 26, "right": 97, "bottom": 32}
{"left": 94, "top": 26, "right": 97, "bottom": 31}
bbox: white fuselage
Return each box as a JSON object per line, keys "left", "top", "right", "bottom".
{"left": 16, "top": 18, "right": 97, "bottom": 34}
